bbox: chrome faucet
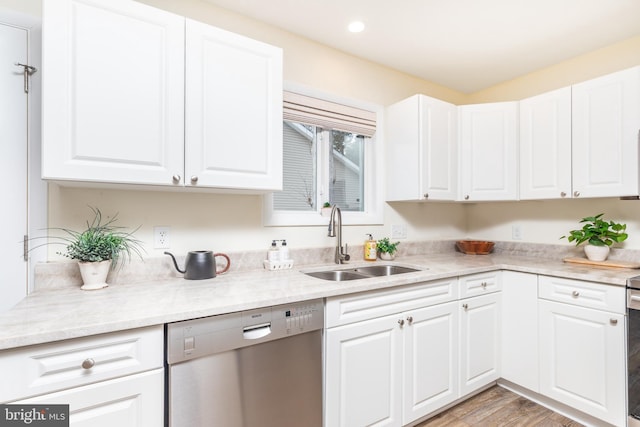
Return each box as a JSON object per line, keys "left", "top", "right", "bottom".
{"left": 328, "top": 205, "right": 350, "bottom": 264}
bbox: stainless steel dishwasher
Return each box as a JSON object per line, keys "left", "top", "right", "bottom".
{"left": 166, "top": 299, "right": 323, "bottom": 427}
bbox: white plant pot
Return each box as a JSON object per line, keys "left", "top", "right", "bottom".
{"left": 78, "top": 260, "right": 111, "bottom": 290}
{"left": 378, "top": 252, "right": 395, "bottom": 261}
{"left": 584, "top": 244, "right": 610, "bottom": 262}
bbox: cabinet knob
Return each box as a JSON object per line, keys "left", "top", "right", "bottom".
{"left": 610, "top": 318, "right": 618, "bottom": 326}
{"left": 190, "top": 176, "right": 198, "bottom": 184}
{"left": 464, "top": 195, "right": 470, "bottom": 200}
{"left": 572, "top": 290, "right": 580, "bottom": 298}
{"left": 423, "top": 193, "right": 429, "bottom": 199}
{"left": 560, "top": 192, "right": 567, "bottom": 198}
{"left": 172, "top": 174, "right": 181, "bottom": 184}
{"left": 573, "top": 191, "right": 580, "bottom": 197}
{"left": 81, "top": 358, "right": 95, "bottom": 369}
{"left": 462, "top": 303, "right": 468, "bottom": 310}
{"left": 481, "top": 282, "right": 487, "bottom": 288}
{"left": 406, "top": 316, "right": 413, "bottom": 325}
{"left": 397, "top": 319, "right": 405, "bottom": 327}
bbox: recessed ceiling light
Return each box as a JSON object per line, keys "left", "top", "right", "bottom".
{"left": 348, "top": 21, "right": 365, "bottom": 33}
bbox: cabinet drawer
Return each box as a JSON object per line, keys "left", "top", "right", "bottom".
{"left": 326, "top": 279, "right": 458, "bottom": 328}
{"left": 0, "top": 326, "right": 163, "bottom": 402}
{"left": 459, "top": 271, "right": 501, "bottom": 299}
{"left": 538, "top": 275, "right": 625, "bottom": 314}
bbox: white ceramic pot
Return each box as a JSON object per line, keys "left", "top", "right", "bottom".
{"left": 583, "top": 244, "right": 610, "bottom": 262}
{"left": 378, "top": 252, "right": 395, "bottom": 261}
{"left": 78, "top": 260, "right": 111, "bottom": 290}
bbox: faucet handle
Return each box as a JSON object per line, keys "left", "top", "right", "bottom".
{"left": 343, "top": 244, "right": 350, "bottom": 261}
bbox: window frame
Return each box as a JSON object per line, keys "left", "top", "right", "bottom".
{"left": 263, "top": 83, "right": 383, "bottom": 226}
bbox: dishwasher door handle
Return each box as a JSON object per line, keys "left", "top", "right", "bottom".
{"left": 243, "top": 322, "right": 272, "bottom": 340}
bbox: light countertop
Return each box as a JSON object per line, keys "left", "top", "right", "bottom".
{"left": 1, "top": 252, "right": 637, "bottom": 351}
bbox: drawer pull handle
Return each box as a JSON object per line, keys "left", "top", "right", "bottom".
{"left": 462, "top": 304, "right": 468, "bottom": 310}
{"left": 397, "top": 319, "right": 405, "bottom": 327}
{"left": 610, "top": 319, "right": 618, "bottom": 326}
{"left": 406, "top": 316, "right": 413, "bottom": 325}
{"left": 572, "top": 291, "right": 580, "bottom": 298}
{"left": 81, "top": 358, "right": 95, "bottom": 369}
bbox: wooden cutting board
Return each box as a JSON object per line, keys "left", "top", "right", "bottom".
{"left": 563, "top": 257, "right": 640, "bottom": 269}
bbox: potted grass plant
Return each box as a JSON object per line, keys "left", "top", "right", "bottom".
{"left": 47, "top": 207, "right": 144, "bottom": 290}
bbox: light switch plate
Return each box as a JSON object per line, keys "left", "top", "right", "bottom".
{"left": 391, "top": 224, "right": 407, "bottom": 239}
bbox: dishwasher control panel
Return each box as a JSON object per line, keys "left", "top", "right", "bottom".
{"left": 167, "top": 299, "right": 324, "bottom": 364}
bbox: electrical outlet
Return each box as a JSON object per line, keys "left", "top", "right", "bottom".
{"left": 154, "top": 226, "right": 170, "bottom": 249}
{"left": 512, "top": 225, "right": 522, "bottom": 240}
{"left": 391, "top": 224, "right": 407, "bottom": 239}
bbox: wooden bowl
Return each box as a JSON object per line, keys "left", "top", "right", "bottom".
{"left": 456, "top": 240, "right": 495, "bottom": 255}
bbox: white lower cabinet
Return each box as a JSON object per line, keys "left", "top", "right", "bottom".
{"left": 459, "top": 292, "right": 501, "bottom": 396}
{"left": 324, "top": 273, "right": 500, "bottom": 427}
{"left": 1, "top": 326, "right": 164, "bottom": 427}
{"left": 539, "top": 299, "right": 626, "bottom": 426}
{"left": 12, "top": 369, "right": 163, "bottom": 427}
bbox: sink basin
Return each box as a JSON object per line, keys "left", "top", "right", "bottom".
{"left": 303, "top": 264, "right": 422, "bottom": 281}
{"left": 350, "top": 265, "right": 420, "bottom": 277}
{"left": 304, "top": 270, "right": 369, "bottom": 281}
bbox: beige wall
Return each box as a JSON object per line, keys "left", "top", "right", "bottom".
{"left": 4, "top": 0, "right": 640, "bottom": 258}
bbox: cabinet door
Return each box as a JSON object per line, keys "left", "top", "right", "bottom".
{"left": 385, "top": 95, "right": 457, "bottom": 201}
{"left": 459, "top": 102, "right": 518, "bottom": 201}
{"left": 459, "top": 292, "right": 501, "bottom": 396}
{"left": 403, "top": 302, "right": 458, "bottom": 423}
{"left": 519, "top": 87, "right": 572, "bottom": 200}
{"left": 42, "top": 0, "right": 185, "bottom": 185}
{"left": 185, "top": 19, "right": 283, "bottom": 191}
{"left": 12, "top": 369, "right": 164, "bottom": 427}
{"left": 325, "top": 316, "right": 403, "bottom": 427}
{"left": 539, "top": 300, "right": 625, "bottom": 426}
{"left": 572, "top": 66, "right": 640, "bottom": 198}
{"left": 501, "top": 272, "right": 538, "bottom": 392}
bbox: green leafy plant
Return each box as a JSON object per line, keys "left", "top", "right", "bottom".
{"left": 322, "top": 202, "right": 332, "bottom": 208}
{"left": 561, "top": 213, "right": 628, "bottom": 247}
{"left": 377, "top": 237, "right": 400, "bottom": 254}
{"left": 44, "top": 207, "right": 144, "bottom": 268}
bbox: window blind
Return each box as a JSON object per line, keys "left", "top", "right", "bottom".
{"left": 283, "top": 91, "right": 376, "bottom": 137}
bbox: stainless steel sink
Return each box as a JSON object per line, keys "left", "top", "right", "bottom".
{"left": 350, "top": 265, "right": 420, "bottom": 276}
{"left": 303, "top": 264, "right": 422, "bottom": 281}
{"left": 304, "top": 270, "right": 369, "bottom": 281}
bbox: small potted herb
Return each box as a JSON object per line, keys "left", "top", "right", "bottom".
{"left": 377, "top": 237, "right": 400, "bottom": 260}
{"left": 561, "top": 213, "right": 627, "bottom": 261}
{"left": 321, "top": 202, "right": 333, "bottom": 217}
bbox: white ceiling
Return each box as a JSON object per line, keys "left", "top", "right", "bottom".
{"left": 202, "top": 0, "right": 640, "bottom": 93}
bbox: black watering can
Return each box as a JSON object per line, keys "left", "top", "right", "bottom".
{"left": 164, "top": 251, "right": 230, "bottom": 280}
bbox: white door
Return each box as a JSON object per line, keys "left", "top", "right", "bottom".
{"left": 519, "top": 87, "right": 572, "bottom": 200}
{"left": 185, "top": 19, "right": 283, "bottom": 191}
{"left": 41, "top": 0, "right": 185, "bottom": 186}
{"left": 0, "top": 22, "right": 28, "bottom": 312}
{"left": 539, "top": 300, "right": 626, "bottom": 426}
{"left": 572, "top": 66, "right": 640, "bottom": 198}
{"left": 403, "top": 302, "right": 458, "bottom": 423}
{"left": 459, "top": 102, "right": 518, "bottom": 201}
{"left": 325, "top": 316, "right": 403, "bottom": 427}
{"left": 459, "top": 292, "right": 501, "bottom": 396}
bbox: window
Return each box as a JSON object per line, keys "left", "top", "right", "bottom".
{"left": 263, "top": 87, "right": 383, "bottom": 226}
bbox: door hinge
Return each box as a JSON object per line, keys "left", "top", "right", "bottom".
{"left": 23, "top": 234, "right": 28, "bottom": 261}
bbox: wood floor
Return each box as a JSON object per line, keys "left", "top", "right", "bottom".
{"left": 416, "top": 386, "right": 584, "bottom": 427}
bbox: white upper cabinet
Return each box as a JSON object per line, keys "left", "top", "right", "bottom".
{"left": 42, "top": 0, "right": 283, "bottom": 192}
{"left": 42, "top": 0, "right": 185, "bottom": 185}
{"left": 185, "top": 19, "right": 282, "bottom": 191}
{"left": 459, "top": 102, "right": 518, "bottom": 201}
{"left": 572, "top": 66, "right": 640, "bottom": 198}
{"left": 519, "top": 87, "right": 572, "bottom": 200}
{"left": 385, "top": 95, "right": 457, "bottom": 201}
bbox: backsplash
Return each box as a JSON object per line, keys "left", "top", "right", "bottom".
{"left": 33, "top": 240, "right": 640, "bottom": 290}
